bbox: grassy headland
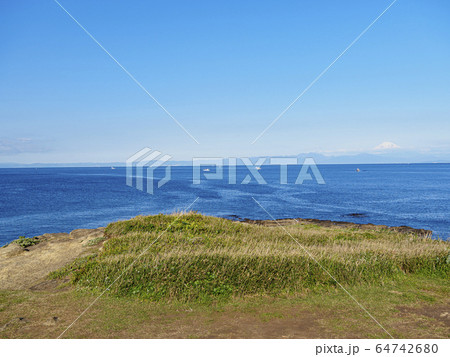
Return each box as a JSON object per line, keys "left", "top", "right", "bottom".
{"left": 1, "top": 212, "right": 448, "bottom": 338}
{"left": 50, "top": 213, "right": 449, "bottom": 302}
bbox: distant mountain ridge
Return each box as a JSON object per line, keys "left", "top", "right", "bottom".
{"left": 1, "top": 151, "right": 448, "bottom": 168}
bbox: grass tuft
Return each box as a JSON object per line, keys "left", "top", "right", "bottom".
{"left": 14, "top": 236, "right": 40, "bottom": 248}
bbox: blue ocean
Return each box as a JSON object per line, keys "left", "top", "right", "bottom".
{"left": 0, "top": 163, "right": 449, "bottom": 245}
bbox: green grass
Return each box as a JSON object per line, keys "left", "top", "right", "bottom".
{"left": 13, "top": 236, "right": 40, "bottom": 248}
{"left": 84, "top": 236, "right": 107, "bottom": 247}
{"left": 49, "top": 212, "right": 449, "bottom": 302}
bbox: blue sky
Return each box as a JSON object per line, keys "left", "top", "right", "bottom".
{"left": 1, "top": 0, "right": 449, "bottom": 163}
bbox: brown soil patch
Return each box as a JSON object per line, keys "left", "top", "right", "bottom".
{"left": 201, "top": 308, "right": 326, "bottom": 338}
{"left": 0, "top": 228, "right": 105, "bottom": 290}
{"left": 397, "top": 304, "right": 450, "bottom": 327}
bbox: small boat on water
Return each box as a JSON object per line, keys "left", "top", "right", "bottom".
{"left": 256, "top": 166, "right": 261, "bottom": 170}
{"left": 111, "top": 167, "right": 116, "bottom": 170}
{"left": 356, "top": 168, "right": 360, "bottom": 172}
{"left": 203, "top": 168, "right": 210, "bottom": 172}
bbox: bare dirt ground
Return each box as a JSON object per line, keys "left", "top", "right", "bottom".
{"left": 0, "top": 228, "right": 104, "bottom": 290}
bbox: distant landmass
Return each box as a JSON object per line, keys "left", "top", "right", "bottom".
{"left": 295, "top": 151, "right": 449, "bottom": 164}
{"left": 0, "top": 152, "right": 448, "bottom": 168}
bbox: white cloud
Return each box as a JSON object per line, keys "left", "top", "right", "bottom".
{"left": 0, "top": 138, "right": 49, "bottom": 155}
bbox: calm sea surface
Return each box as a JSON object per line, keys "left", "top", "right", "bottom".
{"left": 0, "top": 164, "right": 449, "bottom": 245}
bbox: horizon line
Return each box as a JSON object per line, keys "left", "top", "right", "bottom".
{"left": 0, "top": 161, "right": 448, "bottom": 168}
